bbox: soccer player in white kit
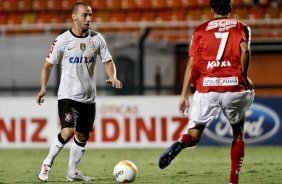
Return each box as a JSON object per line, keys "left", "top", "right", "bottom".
{"left": 36, "top": 2, "right": 122, "bottom": 182}
{"left": 159, "top": 1, "right": 254, "bottom": 184}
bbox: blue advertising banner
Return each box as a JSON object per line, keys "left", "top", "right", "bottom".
{"left": 200, "top": 97, "right": 282, "bottom": 146}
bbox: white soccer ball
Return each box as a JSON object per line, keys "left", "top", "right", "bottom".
{"left": 113, "top": 160, "right": 138, "bottom": 183}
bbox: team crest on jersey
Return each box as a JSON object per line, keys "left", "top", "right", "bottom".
{"left": 80, "top": 43, "right": 86, "bottom": 51}
{"left": 89, "top": 39, "right": 97, "bottom": 51}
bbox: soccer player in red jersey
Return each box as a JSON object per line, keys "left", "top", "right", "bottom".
{"left": 159, "top": 1, "right": 254, "bottom": 183}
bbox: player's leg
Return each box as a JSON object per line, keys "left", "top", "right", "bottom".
{"left": 230, "top": 117, "right": 245, "bottom": 184}
{"left": 38, "top": 129, "right": 74, "bottom": 181}
{"left": 65, "top": 131, "right": 95, "bottom": 181}
{"left": 179, "top": 124, "right": 205, "bottom": 148}
{"left": 38, "top": 99, "right": 76, "bottom": 182}
{"left": 65, "top": 102, "right": 95, "bottom": 181}
{"left": 221, "top": 90, "right": 254, "bottom": 184}
{"left": 159, "top": 91, "right": 220, "bottom": 169}
{"left": 67, "top": 132, "right": 88, "bottom": 176}
{"left": 42, "top": 128, "right": 74, "bottom": 166}
{"left": 158, "top": 124, "right": 205, "bottom": 169}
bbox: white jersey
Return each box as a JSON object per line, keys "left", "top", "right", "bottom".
{"left": 46, "top": 29, "right": 112, "bottom": 103}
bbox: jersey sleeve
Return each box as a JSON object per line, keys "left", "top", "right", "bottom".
{"left": 97, "top": 33, "right": 112, "bottom": 63}
{"left": 241, "top": 25, "right": 251, "bottom": 46}
{"left": 46, "top": 37, "right": 63, "bottom": 64}
{"left": 189, "top": 32, "right": 198, "bottom": 57}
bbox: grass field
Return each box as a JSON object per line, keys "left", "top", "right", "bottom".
{"left": 0, "top": 147, "right": 281, "bottom": 184}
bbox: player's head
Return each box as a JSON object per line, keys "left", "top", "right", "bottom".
{"left": 72, "top": 2, "right": 92, "bottom": 30}
{"left": 210, "top": 0, "right": 232, "bottom": 16}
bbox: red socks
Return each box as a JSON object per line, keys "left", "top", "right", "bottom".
{"left": 178, "top": 135, "right": 244, "bottom": 183}
{"left": 178, "top": 134, "right": 196, "bottom": 148}
{"left": 230, "top": 140, "right": 245, "bottom": 184}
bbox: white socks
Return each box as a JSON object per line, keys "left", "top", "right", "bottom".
{"left": 43, "top": 134, "right": 65, "bottom": 166}
{"left": 42, "top": 133, "right": 86, "bottom": 176}
{"left": 67, "top": 137, "right": 86, "bottom": 176}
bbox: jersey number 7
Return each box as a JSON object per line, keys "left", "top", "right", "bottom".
{"left": 214, "top": 32, "right": 229, "bottom": 60}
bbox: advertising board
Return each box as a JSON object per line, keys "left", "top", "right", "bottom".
{"left": 0, "top": 96, "right": 281, "bottom": 148}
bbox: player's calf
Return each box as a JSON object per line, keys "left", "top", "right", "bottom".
{"left": 178, "top": 134, "right": 197, "bottom": 148}
{"left": 159, "top": 134, "right": 197, "bottom": 169}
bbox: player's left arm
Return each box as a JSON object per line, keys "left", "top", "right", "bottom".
{"left": 240, "top": 26, "right": 253, "bottom": 90}
{"left": 104, "top": 60, "right": 122, "bottom": 89}
{"left": 97, "top": 33, "right": 122, "bottom": 89}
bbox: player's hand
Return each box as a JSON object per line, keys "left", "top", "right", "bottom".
{"left": 245, "top": 76, "right": 253, "bottom": 90}
{"left": 179, "top": 96, "right": 190, "bottom": 116}
{"left": 106, "top": 78, "right": 122, "bottom": 89}
{"left": 36, "top": 89, "right": 46, "bottom": 105}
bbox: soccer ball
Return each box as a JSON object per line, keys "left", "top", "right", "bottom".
{"left": 113, "top": 160, "right": 138, "bottom": 183}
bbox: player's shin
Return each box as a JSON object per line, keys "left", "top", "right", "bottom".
{"left": 178, "top": 134, "right": 196, "bottom": 148}
{"left": 67, "top": 136, "right": 86, "bottom": 176}
{"left": 43, "top": 133, "right": 67, "bottom": 166}
{"left": 230, "top": 141, "right": 245, "bottom": 184}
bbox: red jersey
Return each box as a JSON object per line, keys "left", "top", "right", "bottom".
{"left": 189, "top": 17, "right": 251, "bottom": 93}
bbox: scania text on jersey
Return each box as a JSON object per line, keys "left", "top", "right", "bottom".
{"left": 206, "top": 19, "right": 237, "bottom": 31}
{"left": 69, "top": 56, "right": 95, "bottom": 63}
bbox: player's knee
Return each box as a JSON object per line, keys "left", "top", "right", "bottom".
{"left": 233, "top": 133, "right": 244, "bottom": 141}
{"left": 75, "top": 132, "right": 89, "bottom": 142}
{"left": 61, "top": 128, "right": 75, "bottom": 142}
{"left": 231, "top": 124, "right": 244, "bottom": 141}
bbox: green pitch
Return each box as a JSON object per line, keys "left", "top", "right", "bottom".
{"left": 0, "top": 147, "right": 281, "bottom": 184}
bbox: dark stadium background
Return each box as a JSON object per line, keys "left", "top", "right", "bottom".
{"left": 0, "top": 1, "right": 282, "bottom": 183}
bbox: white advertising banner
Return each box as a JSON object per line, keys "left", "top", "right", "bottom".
{"left": 0, "top": 96, "right": 189, "bottom": 148}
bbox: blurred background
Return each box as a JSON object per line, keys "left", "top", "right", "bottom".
{"left": 0, "top": 0, "right": 281, "bottom": 96}
{"left": 0, "top": 2, "right": 282, "bottom": 183}
{"left": 0, "top": 0, "right": 282, "bottom": 149}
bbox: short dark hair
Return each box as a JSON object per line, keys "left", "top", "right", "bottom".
{"left": 72, "top": 1, "right": 91, "bottom": 14}
{"left": 210, "top": 0, "right": 232, "bottom": 15}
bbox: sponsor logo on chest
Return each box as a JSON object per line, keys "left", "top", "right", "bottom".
{"left": 207, "top": 60, "right": 231, "bottom": 69}
{"left": 69, "top": 56, "right": 94, "bottom": 63}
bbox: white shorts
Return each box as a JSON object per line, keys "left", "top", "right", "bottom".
{"left": 188, "top": 90, "right": 255, "bottom": 129}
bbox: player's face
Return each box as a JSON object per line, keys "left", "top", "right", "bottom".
{"left": 75, "top": 6, "right": 92, "bottom": 30}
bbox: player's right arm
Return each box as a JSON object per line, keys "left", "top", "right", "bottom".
{"left": 36, "top": 37, "right": 62, "bottom": 105}
{"left": 179, "top": 57, "right": 193, "bottom": 116}
{"left": 37, "top": 60, "right": 54, "bottom": 105}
